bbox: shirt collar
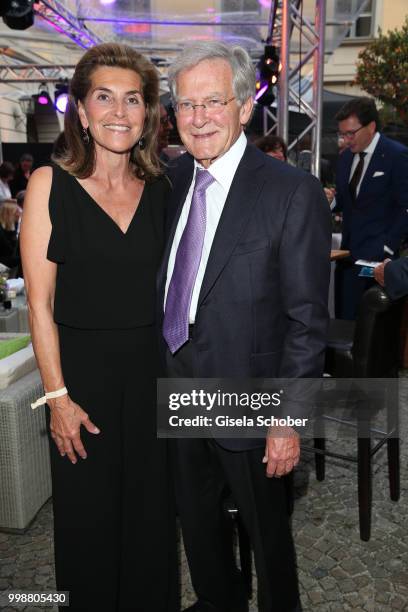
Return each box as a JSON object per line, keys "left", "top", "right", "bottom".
{"left": 362, "top": 131, "right": 380, "bottom": 156}
{"left": 194, "top": 131, "right": 247, "bottom": 192}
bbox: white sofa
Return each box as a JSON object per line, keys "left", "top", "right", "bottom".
{"left": 0, "top": 345, "right": 51, "bottom": 531}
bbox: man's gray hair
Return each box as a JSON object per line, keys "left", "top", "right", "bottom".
{"left": 167, "top": 41, "right": 256, "bottom": 106}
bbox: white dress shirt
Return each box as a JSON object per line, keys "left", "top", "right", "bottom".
{"left": 164, "top": 131, "right": 247, "bottom": 323}
{"left": 348, "top": 131, "right": 380, "bottom": 197}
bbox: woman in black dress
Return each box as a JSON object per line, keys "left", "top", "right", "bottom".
{"left": 20, "top": 43, "right": 178, "bottom": 611}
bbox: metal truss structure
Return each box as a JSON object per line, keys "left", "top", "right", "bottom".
{"left": 0, "top": 63, "right": 75, "bottom": 83}
{"left": 263, "top": 0, "right": 326, "bottom": 179}
{"left": 0, "top": 1, "right": 103, "bottom": 91}
{"left": 33, "top": 0, "right": 103, "bottom": 48}
{"left": 1, "top": 0, "right": 364, "bottom": 178}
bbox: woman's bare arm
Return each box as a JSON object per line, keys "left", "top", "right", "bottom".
{"left": 20, "top": 166, "right": 100, "bottom": 464}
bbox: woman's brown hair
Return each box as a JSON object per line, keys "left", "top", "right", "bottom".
{"left": 53, "top": 43, "right": 161, "bottom": 181}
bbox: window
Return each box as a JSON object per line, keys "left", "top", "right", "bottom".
{"left": 335, "top": 0, "right": 375, "bottom": 39}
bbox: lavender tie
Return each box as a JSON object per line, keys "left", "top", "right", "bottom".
{"left": 163, "top": 169, "right": 215, "bottom": 354}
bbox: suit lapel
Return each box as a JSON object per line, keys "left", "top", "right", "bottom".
{"left": 343, "top": 150, "right": 354, "bottom": 176}
{"left": 197, "top": 145, "right": 265, "bottom": 309}
{"left": 341, "top": 150, "right": 354, "bottom": 193}
{"left": 336, "top": 150, "right": 354, "bottom": 208}
{"left": 158, "top": 156, "right": 194, "bottom": 293}
{"left": 357, "top": 135, "right": 385, "bottom": 200}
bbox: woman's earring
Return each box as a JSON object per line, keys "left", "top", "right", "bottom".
{"left": 82, "top": 127, "right": 90, "bottom": 144}
{"left": 138, "top": 137, "right": 146, "bottom": 150}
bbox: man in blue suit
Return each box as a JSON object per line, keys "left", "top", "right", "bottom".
{"left": 374, "top": 257, "right": 408, "bottom": 300}
{"left": 159, "top": 42, "right": 331, "bottom": 612}
{"left": 334, "top": 97, "right": 408, "bottom": 319}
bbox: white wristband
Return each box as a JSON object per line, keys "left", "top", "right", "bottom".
{"left": 31, "top": 386, "right": 68, "bottom": 410}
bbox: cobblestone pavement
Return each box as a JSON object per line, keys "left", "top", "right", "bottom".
{"left": 1, "top": 396, "right": 407, "bottom": 611}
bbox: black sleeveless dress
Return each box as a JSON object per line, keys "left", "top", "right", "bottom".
{"left": 46, "top": 166, "right": 178, "bottom": 611}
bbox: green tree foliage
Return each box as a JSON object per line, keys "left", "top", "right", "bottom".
{"left": 355, "top": 17, "right": 408, "bottom": 126}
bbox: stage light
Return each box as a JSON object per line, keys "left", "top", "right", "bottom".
{"left": 259, "top": 45, "right": 281, "bottom": 83}
{"left": 255, "top": 84, "right": 269, "bottom": 101}
{"left": 255, "top": 84, "right": 276, "bottom": 107}
{"left": 38, "top": 93, "right": 49, "bottom": 105}
{"left": 55, "top": 93, "right": 69, "bottom": 113}
{"left": 36, "top": 84, "right": 50, "bottom": 106}
{"left": 100, "top": 0, "right": 116, "bottom": 4}
{"left": 255, "top": 45, "right": 281, "bottom": 107}
{"left": 1, "top": 0, "right": 34, "bottom": 30}
{"left": 54, "top": 81, "right": 69, "bottom": 114}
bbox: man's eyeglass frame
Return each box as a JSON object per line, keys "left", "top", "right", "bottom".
{"left": 174, "top": 96, "right": 236, "bottom": 114}
{"left": 337, "top": 124, "right": 366, "bottom": 139}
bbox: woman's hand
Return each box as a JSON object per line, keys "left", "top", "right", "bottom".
{"left": 48, "top": 395, "right": 100, "bottom": 464}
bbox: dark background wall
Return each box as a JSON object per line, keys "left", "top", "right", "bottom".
{"left": 2, "top": 143, "right": 53, "bottom": 169}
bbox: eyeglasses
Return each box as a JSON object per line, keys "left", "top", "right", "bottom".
{"left": 337, "top": 125, "right": 365, "bottom": 139}
{"left": 175, "top": 96, "right": 236, "bottom": 115}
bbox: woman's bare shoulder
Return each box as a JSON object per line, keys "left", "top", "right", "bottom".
{"left": 28, "top": 165, "right": 53, "bottom": 188}
{"left": 23, "top": 166, "right": 56, "bottom": 217}
{"left": 25, "top": 166, "right": 55, "bottom": 203}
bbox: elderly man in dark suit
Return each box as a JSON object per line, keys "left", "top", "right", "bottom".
{"left": 159, "top": 41, "right": 331, "bottom": 612}
{"left": 334, "top": 97, "right": 408, "bottom": 320}
{"left": 375, "top": 257, "right": 408, "bottom": 300}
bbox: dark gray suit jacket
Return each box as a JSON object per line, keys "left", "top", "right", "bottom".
{"left": 159, "top": 144, "right": 331, "bottom": 448}
{"left": 384, "top": 257, "right": 408, "bottom": 300}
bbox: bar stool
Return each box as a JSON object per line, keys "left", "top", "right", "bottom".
{"left": 306, "top": 285, "right": 404, "bottom": 540}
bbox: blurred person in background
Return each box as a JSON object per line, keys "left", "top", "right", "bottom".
{"left": 16, "top": 190, "right": 26, "bottom": 209}
{"left": 255, "top": 135, "right": 288, "bottom": 162}
{"left": 0, "top": 161, "right": 15, "bottom": 202}
{"left": 334, "top": 97, "right": 408, "bottom": 319}
{"left": 295, "top": 134, "right": 334, "bottom": 187}
{"left": 0, "top": 228, "right": 19, "bottom": 269}
{"left": 10, "top": 153, "right": 33, "bottom": 197}
{"left": 0, "top": 201, "right": 20, "bottom": 269}
{"left": 158, "top": 103, "right": 173, "bottom": 162}
{"left": 0, "top": 201, "right": 22, "bottom": 248}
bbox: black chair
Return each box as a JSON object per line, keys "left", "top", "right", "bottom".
{"left": 306, "top": 285, "right": 404, "bottom": 541}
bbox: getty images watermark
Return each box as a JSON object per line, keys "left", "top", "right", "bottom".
{"left": 167, "top": 389, "right": 308, "bottom": 429}
{"left": 157, "top": 378, "right": 400, "bottom": 440}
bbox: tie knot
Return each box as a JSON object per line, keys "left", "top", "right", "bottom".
{"left": 194, "top": 169, "right": 215, "bottom": 193}
{"left": 359, "top": 152, "right": 367, "bottom": 160}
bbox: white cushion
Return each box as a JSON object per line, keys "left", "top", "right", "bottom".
{"left": 0, "top": 343, "right": 37, "bottom": 389}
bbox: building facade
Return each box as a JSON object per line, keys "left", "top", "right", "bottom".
{"left": 324, "top": 0, "right": 407, "bottom": 96}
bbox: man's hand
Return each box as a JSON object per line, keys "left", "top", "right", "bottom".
{"left": 324, "top": 187, "right": 335, "bottom": 205}
{"left": 374, "top": 258, "right": 391, "bottom": 287}
{"left": 262, "top": 426, "right": 300, "bottom": 477}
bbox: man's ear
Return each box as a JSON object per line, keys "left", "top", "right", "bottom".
{"left": 239, "top": 96, "right": 254, "bottom": 126}
{"left": 368, "top": 120, "right": 377, "bottom": 137}
{"left": 77, "top": 100, "right": 88, "bottom": 129}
